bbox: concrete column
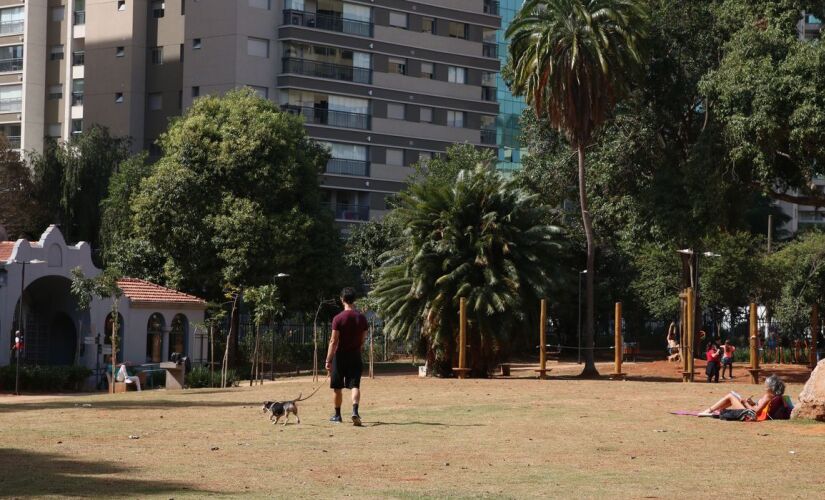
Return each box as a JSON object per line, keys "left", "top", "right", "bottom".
{"left": 162, "top": 326, "right": 171, "bottom": 361}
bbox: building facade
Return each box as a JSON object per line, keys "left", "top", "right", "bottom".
{"left": 493, "top": 0, "right": 525, "bottom": 173}
{"left": 4, "top": 0, "right": 501, "bottom": 225}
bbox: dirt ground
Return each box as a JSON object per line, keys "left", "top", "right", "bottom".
{"left": 0, "top": 361, "right": 822, "bottom": 499}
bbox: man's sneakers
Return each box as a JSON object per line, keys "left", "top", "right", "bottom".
{"left": 351, "top": 414, "right": 362, "bottom": 427}
{"left": 329, "top": 415, "right": 343, "bottom": 423}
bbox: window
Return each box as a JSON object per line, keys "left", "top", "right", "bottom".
{"left": 48, "top": 84, "right": 63, "bottom": 100}
{"left": 151, "top": 46, "right": 163, "bottom": 65}
{"left": 71, "top": 119, "right": 83, "bottom": 135}
{"left": 420, "top": 106, "right": 432, "bottom": 123}
{"left": 48, "top": 124, "right": 62, "bottom": 137}
{"left": 72, "top": 51, "right": 85, "bottom": 66}
{"left": 249, "top": 0, "right": 271, "bottom": 9}
{"left": 421, "top": 16, "right": 435, "bottom": 34}
{"left": 0, "top": 85, "right": 22, "bottom": 112}
{"left": 193, "top": 38, "right": 202, "bottom": 49}
{"left": 50, "top": 45, "right": 64, "bottom": 61}
{"left": 418, "top": 151, "right": 433, "bottom": 163}
{"left": 386, "top": 148, "right": 404, "bottom": 166}
{"left": 0, "top": 45, "right": 23, "bottom": 72}
{"left": 389, "top": 11, "right": 408, "bottom": 29}
{"left": 448, "top": 21, "right": 467, "bottom": 39}
{"left": 192, "top": 86, "right": 200, "bottom": 97}
{"left": 114, "top": 92, "right": 124, "bottom": 103}
{"left": 447, "top": 110, "right": 464, "bottom": 128}
{"left": 152, "top": 1, "right": 165, "bottom": 18}
{"left": 71, "top": 79, "right": 84, "bottom": 105}
{"left": 387, "top": 103, "right": 405, "bottom": 120}
{"left": 247, "top": 37, "right": 269, "bottom": 58}
{"left": 420, "top": 62, "right": 433, "bottom": 79}
{"left": 73, "top": 0, "right": 86, "bottom": 24}
{"left": 149, "top": 92, "right": 162, "bottom": 110}
{"left": 448, "top": 66, "right": 466, "bottom": 84}
{"left": 249, "top": 85, "right": 268, "bottom": 98}
{"left": 117, "top": 1, "right": 127, "bottom": 11}
{"left": 50, "top": 6, "right": 65, "bottom": 22}
{"left": 116, "top": 46, "right": 125, "bottom": 57}
{"left": 0, "top": 7, "right": 24, "bottom": 34}
{"left": 388, "top": 57, "right": 406, "bottom": 75}
{"left": 146, "top": 313, "right": 164, "bottom": 362}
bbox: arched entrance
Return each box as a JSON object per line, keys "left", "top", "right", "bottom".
{"left": 170, "top": 314, "right": 188, "bottom": 359}
{"left": 12, "top": 276, "right": 80, "bottom": 365}
{"left": 146, "top": 313, "right": 165, "bottom": 363}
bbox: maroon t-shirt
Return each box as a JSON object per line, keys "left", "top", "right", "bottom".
{"left": 332, "top": 309, "right": 368, "bottom": 353}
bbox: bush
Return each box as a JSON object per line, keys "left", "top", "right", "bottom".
{"left": 0, "top": 365, "right": 92, "bottom": 392}
{"left": 185, "top": 366, "right": 239, "bottom": 388}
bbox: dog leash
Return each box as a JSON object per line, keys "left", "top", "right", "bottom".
{"left": 295, "top": 375, "right": 329, "bottom": 402}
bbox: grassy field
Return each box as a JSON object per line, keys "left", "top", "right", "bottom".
{"left": 0, "top": 362, "right": 822, "bottom": 499}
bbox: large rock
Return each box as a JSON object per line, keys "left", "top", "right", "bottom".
{"left": 792, "top": 359, "right": 825, "bottom": 421}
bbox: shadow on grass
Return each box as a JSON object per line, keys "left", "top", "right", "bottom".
{"left": 366, "top": 420, "right": 485, "bottom": 428}
{"left": 0, "top": 448, "right": 213, "bottom": 497}
{"left": 0, "top": 398, "right": 265, "bottom": 413}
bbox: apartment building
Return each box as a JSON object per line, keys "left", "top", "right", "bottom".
{"left": 4, "top": 0, "right": 500, "bottom": 225}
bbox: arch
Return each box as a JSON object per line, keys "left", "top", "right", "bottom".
{"left": 169, "top": 314, "right": 188, "bottom": 359}
{"left": 146, "top": 313, "right": 165, "bottom": 363}
{"left": 12, "top": 275, "right": 80, "bottom": 366}
{"left": 47, "top": 312, "right": 77, "bottom": 365}
{"left": 47, "top": 244, "right": 62, "bottom": 267}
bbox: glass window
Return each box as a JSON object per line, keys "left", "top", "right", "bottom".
{"left": 323, "top": 142, "right": 367, "bottom": 161}
{"left": 0, "top": 84, "right": 21, "bottom": 112}
{"left": 448, "top": 21, "right": 467, "bottom": 39}
{"left": 115, "top": 92, "right": 124, "bottom": 103}
{"left": 116, "top": 46, "right": 125, "bottom": 57}
{"left": 447, "top": 110, "right": 464, "bottom": 128}
{"left": 71, "top": 119, "right": 83, "bottom": 135}
{"left": 151, "top": 46, "right": 163, "bottom": 64}
{"left": 0, "top": 7, "right": 24, "bottom": 34}
{"left": 169, "top": 314, "right": 186, "bottom": 359}
{"left": 386, "top": 148, "right": 404, "bottom": 166}
{"left": 149, "top": 92, "right": 162, "bottom": 110}
{"left": 420, "top": 107, "right": 432, "bottom": 122}
{"left": 418, "top": 151, "right": 433, "bottom": 163}
{"left": 118, "top": 1, "right": 127, "bottom": 11}
{"left": 421, "top": 16, "right": 435, "bottom": 33}
{"left": 192, "top": 86, "right": 200, "bottom": 97}
{"left": 329, "top": 95, "right": 369, "bottom": 114}
{"left": 284, "top": 0, "right": 304, "bottom": 10}
{"left": 47, "top": 123, "right": 62, "bottom": 137}
{"left": 247, "top": 37, "right": 269, "bottom": 58}
{"left": 146, "top": 313, "right": 164, "bottom": 363}
{"left": 482, "top": 71, "right": 496, "bottom": 87}
{"left": 420, "top": 62, "right": 433, "bottom": 79}
{"left": 388, "top": 57, "right": 406, "bottom": 75}
{"left": 343, "top": 3, "right": 370, "bottom": 22}
{"left": 389, "top": 11, "right": 408, "bottom": 29}
{"left": 50, "top": 45, "right": 65, "bottom": 61}
{"left": 50, "top": 6, "right": 65, "bottom": 22}
{"left": 448, "top": 66, "right": 466, "bottom": 84}
{"left": 152, "top": 0, "right": 165, "bottom": 18}
{"left": 48, "top": 84, "right": 63, "bottom": 100}
{"left": 193, "top": 38, "right": 201, "bottom": 49}
{"left": 387, "top": 103, "right": 405, "bottom": 120}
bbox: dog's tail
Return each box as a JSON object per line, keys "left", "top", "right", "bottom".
{"left": 294, "top": 384, "right": 322, "bottom": 402}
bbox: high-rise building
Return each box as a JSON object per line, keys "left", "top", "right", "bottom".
{"left": 493, "top": 0, "right": 526, "bottom": 173}
{"left": 5, "top": 0, "right": 500, "bottom": 226}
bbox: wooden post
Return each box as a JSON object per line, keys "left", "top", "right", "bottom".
{"left": 369, "top": 318, "right": 375, "bottom": 379}
{"left": 748, "top": 302, "right": 761, "bottom": 384}
{"left": 683, "top": 288, "right": 695, "bottom": 382}
{"left": 611, "top": 302, "right": 625, "bottom": 379}
{"left": 537, "top": 299, "right": 548, "bottom": 379}
{"left": 454, "top": 297, "right": 469, "bottom": 379}
{"left": 680, "top": 292, "right": 688, "bottom": 376}
{"left": 810, "top": 303, "right": 819, "bottom": 370}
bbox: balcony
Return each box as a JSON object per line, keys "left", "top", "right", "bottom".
{"left": 282, "top": 57, "right": 372, "bottom": 84}
{"left": 483, "top": 0, "right": 499, "bottom": 15}
{"left": 0, "top": 97, "right": 21, "bottom": 114}
{"left": 481, "top": 86, "right": 497, "bottom": 102}
{"left": 0, "top": 58, "right": 23, "bottom": 73}
{"left": 326, "top": 158, "right": 370, "bottom": 176}
{"left": 0, "top": 20, "right": 24, "bottom": 35}
{"left": 71, "top": 92, "right": 84, "bottom": 106}
{"left": 73, "top": 10, "right": 85, "bottom": 25}
{"left": 283, "top": 9, "right": 373, "bottom": 38}
{"left": 72, "top": 51, "right": 85, "bottom": 66}
{"left": 481, "top": 129, "right": 496, "bottom": 145}
{"left": 327, "top": 203, "right": 370, "bottom": 221}
{"left": 483, "top": 42, "right": 498, "bottom": 58}
{"left": 281, "top": 104, "right": 370, "bottom": 130}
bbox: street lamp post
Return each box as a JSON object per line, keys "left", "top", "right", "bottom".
{"left": 13, "top": 258, "right": 45, "bottom": 395}
{"left": 577, "top": 269, "right": 587, "bottom": 364}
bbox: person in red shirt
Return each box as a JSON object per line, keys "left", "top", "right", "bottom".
{"left": 325, "top": 287, "right": 369, "bottom": 426}
{"left": 705, "top": 342, "right": 722, "bottom": 383}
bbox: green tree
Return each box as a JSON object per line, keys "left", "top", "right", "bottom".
{"left": 411, "top": 143, "right": 495, "bottom": 186}
{"left": 767, "top": 231, "right": 825, "bottom": 338}
{"left": 99, "top": 153, "right": 153, "bottom": 267}
{"left": 507, "top": 0, "right": 648, "bottom": 376}
{"left": 372, "top": 165, "right": 566, "bottom": 377}
{"left": 28, "top": 125, "right": 133, "bottom": 250}
{"left": 245, "top": 284, "right": 284, "bottom": 384}
{"left": 0, "top": 138, "right": 45, "bottom": 239}
{"left": 69, "top": 267, "right": 97, "bottom": 366}
{"left": 344, "top": 216, "right": 401, "bottom": 288}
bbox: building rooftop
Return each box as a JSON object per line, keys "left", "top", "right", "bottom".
{"left": 117, "top": 278, "right": 206, "bottom": 307}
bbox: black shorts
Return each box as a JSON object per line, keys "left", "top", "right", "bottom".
{"left": 330, "top": 351, "right": 362, "bottom": 390}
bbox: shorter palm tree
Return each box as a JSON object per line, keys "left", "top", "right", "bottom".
{"left": 372, "top": 165, "right": 565, "bottom": 376}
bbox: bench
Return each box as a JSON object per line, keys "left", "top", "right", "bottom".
{"left": 105, "top": 372, "right": 138, "bottom": 393}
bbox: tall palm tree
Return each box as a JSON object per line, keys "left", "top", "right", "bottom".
{"left": 372, "top": 165, "right": 565, "bottom": 376}
{"left": 507, "top": 0, "right": 648, "bottom": 376}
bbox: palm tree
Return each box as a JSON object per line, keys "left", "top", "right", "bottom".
{"left": 372, "top": 164, "right": 565, "bottom": 377}
{"left": 507, "top": 0, "right": 648, "bottom": 376}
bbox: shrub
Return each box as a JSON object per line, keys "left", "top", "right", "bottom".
{"left": 185, "top": 366, "right": 239, "bottom": 388}
{"left": 0, "top": 365, "right": 92, "bottom": 392}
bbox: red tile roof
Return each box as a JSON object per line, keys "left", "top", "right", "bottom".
{"left": 0, "top": 241, "right": 14, "bottom": 262}
{"left": 117, "top": 278, "right": 206, "bottom": 306}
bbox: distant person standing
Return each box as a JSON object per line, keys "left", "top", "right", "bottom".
{"left": 721, "top": 340, "right": 736, "bottom": 379}
{"left": 325, "top": 287, "right": 368, "bottom": 426}
{"left": 705, "top": 342, "right": 722, "bottom": 383}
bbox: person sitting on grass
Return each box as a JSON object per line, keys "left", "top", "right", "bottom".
{"left": 698, "top": 374, "right": 792, "bottom": 420}
{"left": 721, "top": 340, "right": 735, "bottom": 379}
{"left": 705, "top": 342, "right": 722, "bottom": 383}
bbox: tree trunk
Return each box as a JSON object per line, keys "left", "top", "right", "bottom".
{"left": 75, "top": 318, "right": 83, "bottom": 366}
{"left": 577, "top": 144, "right": 599, "bottom": 377}
{"left": 227, "top": 293, "right": 241, "bottom": 368}
{"left": 250, "top": 323, "right": 259, "bottom": 386}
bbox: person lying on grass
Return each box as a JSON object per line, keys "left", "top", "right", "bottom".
{"left": 698, "top": 375, "right": 792, "bottom": 420}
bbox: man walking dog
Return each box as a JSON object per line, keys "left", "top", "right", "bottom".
{"left": 325, "top": 287, "right": 368, "bottom": 426}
